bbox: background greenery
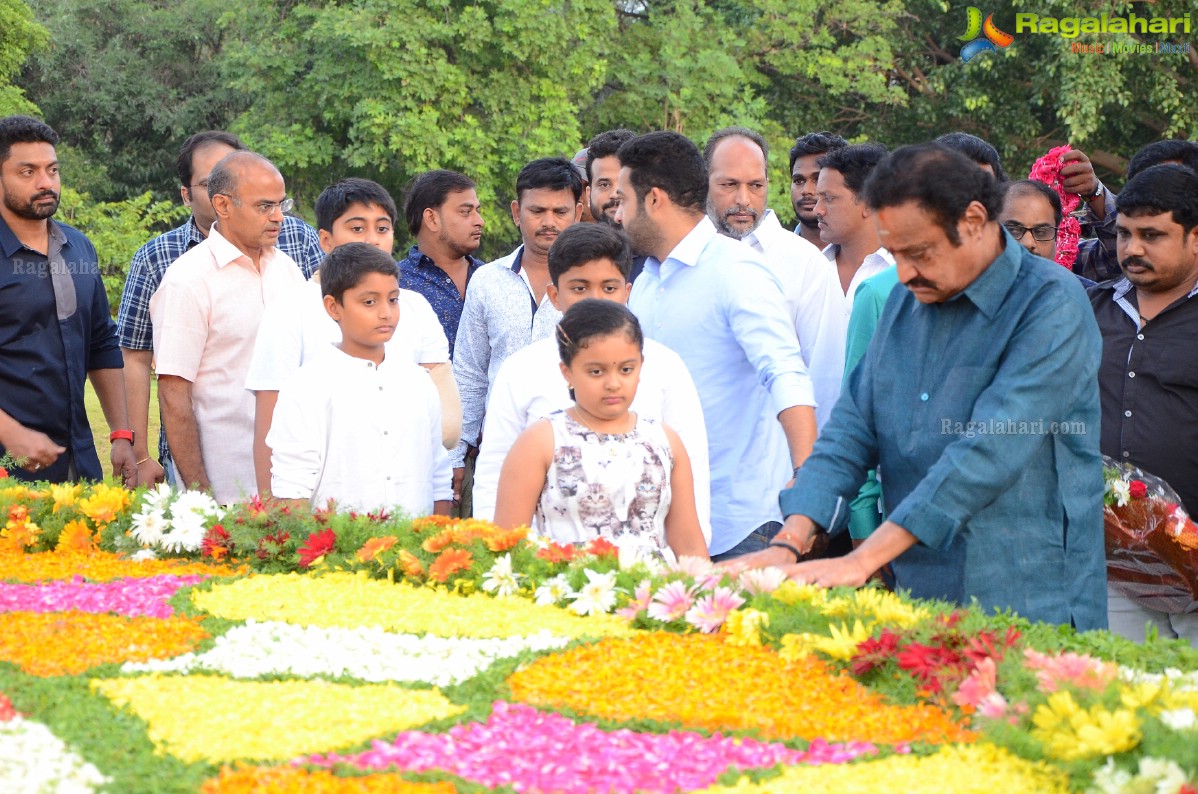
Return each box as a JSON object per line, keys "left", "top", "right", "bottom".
{"left": 4, "top": 0, "right": 1196, "bottom": 311}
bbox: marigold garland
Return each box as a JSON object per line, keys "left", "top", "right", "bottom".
{"left": 699, "top": 743, "right": 1069, "bottom": 794}
{"left": 192, "top": 573, "right": 634, "bottom": 639}
{"left": 91, "top": 674, "right": 464, "bottom": 763}
{"left": 0, "top": 611, "right": 208, "bottom": 676}
{"left": 201, "top": 766, "right": 458, "bottom": 794}
{"left": 0, "top": 550, "right": 239, "bottom": 582}
{"left": 507, "top": 633, "right": 971, "bottom": 744}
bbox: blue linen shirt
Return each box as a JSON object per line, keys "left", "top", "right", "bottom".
{"left": 630, "top": 217, "right": 815, "bottom": 555}
{"left": 781, "top": 233, "right": 1107, "bottom": 629}
{"left": 116, "top": 215, "right": 321, "bottom": 465}
{"left": 398, "top": 245, "right": 485, "bottom": 357}
{"left": 0, "top": 216, "right": 123, "bottom": 482}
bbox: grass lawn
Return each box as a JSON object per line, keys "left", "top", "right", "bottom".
{"left": 85, "top": 378, "right": 160, "bottom": 475}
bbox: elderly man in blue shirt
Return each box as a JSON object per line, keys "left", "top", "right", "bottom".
{"left": 734, "top": 144, "right": 1107, "bottom": 630}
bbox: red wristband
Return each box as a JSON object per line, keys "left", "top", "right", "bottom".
{"left": 109, "top": 429, "right": 135, "bottom": 445}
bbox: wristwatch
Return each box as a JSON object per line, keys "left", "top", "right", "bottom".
{"left": 109, "top": 429, "right": 135, "bottom": 445}
{"left": 1080, "top": 182, "right": 1104, "bottom": 201}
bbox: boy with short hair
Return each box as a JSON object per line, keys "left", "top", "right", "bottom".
{"left": 268, "top": 243, "right": 452, "bottom": 515}
{"left": 247, "top": 178, "right": 460, "bottom": 494}
{"left": 471, "top": 223, "right": 711, "bottom": 542}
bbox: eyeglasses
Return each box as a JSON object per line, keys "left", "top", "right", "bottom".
{"left": 214, "top": 194, "right": 296, "bottom": 216}
{"left": 189, "top": 179, "right": 209, "bottom": 192}
{"left": 1003, "top": 222, "right": 1059, "bottom": 242}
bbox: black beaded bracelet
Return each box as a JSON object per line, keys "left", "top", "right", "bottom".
{"left": 768, "top": 541, "right": 803, "bottom": 563}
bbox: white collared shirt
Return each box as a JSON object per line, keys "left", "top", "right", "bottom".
{"left": 245, "top": 280, "right": 448, "bottom": 392}
{"left": 268, "top": 345, "right": 452, "bottom": 514}
{"left": 822, "top": 243, "right": 896, "bottom": 316}
{"left": 745, "top": 210, "right": 848, "bottom": 428}
{"left": 473, "top": 336, "right": 712, "bottom": 544}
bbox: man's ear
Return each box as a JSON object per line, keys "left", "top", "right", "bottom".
{"left": 422, "top": 207, "right": 439, "bottom": 234}
{"left": 510, "top": 199, "right": 521, "bottom": 227}
{"left": 180, "top": 186, "right": 192, "bottom": 209}
{"left": 318, "top": 229, "right": 334, "bottom": 254}
{"left": 547, "top": 282, "right": 561, "bottom": 311}
{"left": 211, "top": 192, "right": 233, "bottom": 220}
{"left": 323, "top": 294, "right": 342, "bottom": 323}
{"left": 960, "top": 200, "right": 990, "bottom": 242}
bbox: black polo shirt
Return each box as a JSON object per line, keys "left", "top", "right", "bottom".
{"left": 0, "top": 215, "right": 123, "bottom": 482}
{"left": 1089, "top": 277, "right": 1198, "bottom": 515}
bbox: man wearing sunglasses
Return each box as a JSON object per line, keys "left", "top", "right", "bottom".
{"left": 150, "top": 151, "right": 307, "bottom": 504}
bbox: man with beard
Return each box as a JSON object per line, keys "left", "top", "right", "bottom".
{"left": 398, "top": 170, "right": 487, "bottom": 357}
{"left": 586, "top": 128, "right": 644, "bottom": 282}
{"left": 451, "top": 157, "right": 582, "bottom": 511}
{"left": 0, "top": 115, "right": 137, "bottom": 486}
{"left": 151, "top": 151, "right": 306, "bottom": 503}
{"left": 789, "top": 131, "right": 847, "bottom": 248}
{"left": 703, "top": 126, "right": 846, "bottom": 429}
{"left": 617, "top": 131, "right": 817, "bottom": 560}
{"left": 1089, "top": 164, "right": 1198, "bottom": 644}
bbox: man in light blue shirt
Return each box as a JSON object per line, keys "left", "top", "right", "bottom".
{"left": 735, "top": 144, "right": 1106, "bottom": 630}
{"left": 616, "top": 131, "right": 818, "bottom": 559}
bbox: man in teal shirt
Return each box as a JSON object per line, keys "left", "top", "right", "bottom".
{"left": 737, "top": 144, "right": 1107, "bottom": 630}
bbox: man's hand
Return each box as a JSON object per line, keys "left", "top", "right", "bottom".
{"left": 135, "top": 456, "right": 165, "bottom": 488}
{"left": 2, "top": 424, "right": 65, "bottom": 473}
{"left": 110, "top": 439, "right": 139, "bottom": 489}
{"left": 716, "top": 514, "right": 820, "bottom": 572}
{"left": 785, "top": 554, "right": 873, "bottom": 588}
{"left": 452, "top": 466, "right": 465, "bottom": 504}
{"left": 1060, "top": 150, "right": 1101, "bottom": 199}
{"left": 717, "top": 544, "right": 798, "bottom": 573}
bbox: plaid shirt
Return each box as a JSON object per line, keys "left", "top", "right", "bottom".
{"left": 116, "top": 215, "right": 322, "bottom": 464}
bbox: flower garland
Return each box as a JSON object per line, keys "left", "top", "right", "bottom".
{"left": 0, "top": 611, "right": 209, "bottom": 676}
{"left": 121, "top": 620, "right": 570, "bottom": 686}
{"left": 307, "top": 700, "right": 852, "bottom": 794}
{"left": 507, "top": 633, "right": 971, "bottom": 744}
{"left": 1027, "top": 144, "right": 1082, "bottom": 270}
{"left": 91, "top": 674, "right": 465, "bottom": 763}
{"left": 191, "top": 573, "right": 634, "bottom": 639}
{"left": 0, "top": 574, "right": 205, "bottom": 618}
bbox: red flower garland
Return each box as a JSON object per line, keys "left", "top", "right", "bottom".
{"left": 1027, "top": 145, "right": 1082, "bottom": 270}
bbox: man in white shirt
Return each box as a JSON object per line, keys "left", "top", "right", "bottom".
{"left": 814, "top": 143, "right": 895, "bottom": 314}
{"left": 473, "top": 222, "right": 711, "bottom": 543}
{"left": 451, "top": 157, "right": 583, "bottom": 511}
{"left": 703, "top": 127, "right": 847, "bottom": 428}
{"left": 151, "top": 151, "right": 306, "bottom": 503}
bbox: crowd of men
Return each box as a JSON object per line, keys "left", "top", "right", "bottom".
{"left": 2, "top": 111, "right": 1196, "bottom": 644}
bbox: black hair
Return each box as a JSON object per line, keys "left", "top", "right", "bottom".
{"left": 556, "top": 299, "right": 644, "bottom": 372}
{"left": 616, "top": 131, "right": 707, "bottom": 213}
{"left": 586, "top": 129, "right": 635, "bottom": 182}
{"left": 516, "top": 157, "right": 584, "bottom": 203}
{"left": 934, "top": 132, "right": 1008, "bottom": 183}
{"left": 703, "top": 126, "right": 768, "bottom": 169}
{"left": 1116, "top": 164, "right": 1198, "bottom": 235}
{"left": 0, "top": 115, "right": 59, "bottom": 164}
{"left": 863, "top": 144, "right": 1005, "bottom": 246}
{"left": 1003, "top": 179, "right": 1062, "bottom": 226}
{"left": 549, "top": 223, "right": 632, "bottom": 284}
{"left": 816, "top": 142, "right": 888, "bottom": 196}
{"left": 403, "top": 169, "right": 476, "bottom": 237}
{"left": 176, "top": 131, "right": 243, "bottom": 190}
{"left": 788, "top": 131, "right": 848, "bottom": 174}
{"left": 1127, "top": 140, "right": 1198, "bottom": 179}
{"left": 320, "top": 242, "right": 401, "bottom": 303}
{"left": 205, "top": 151, "right": 274, "bottom": 202}
{"left": 315, "top": 178, "right": 398, "bottom": 232}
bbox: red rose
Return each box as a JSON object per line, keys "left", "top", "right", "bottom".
{"left": 298, "top": 528, "right": 337, "bottom": 568}
{"left": 1129, "top": 480, "right": 1148, "bottom": 500}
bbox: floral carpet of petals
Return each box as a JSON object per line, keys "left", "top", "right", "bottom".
{"left": 121, "top": 620, "right": 571, "bottom": 685}
{"left": 191, "top": 572, "right": 635, "bottom": 639}
{"left": 0, "top": 574, "right": 205, "bottom": 618}
{"left": 0, "top": 713, "right": 111, "bottom": 793}
{"left": 0, "top": 611, "right": 209, "bottom": 676}
{"left": 507, "top": 633, "right": 972, "bottom": 744}
{"left": 306, "top": 700, "right": 850, "bottom": 794}
{"left": 0, "top": 549, "right": 238, "bottom": 582}
{"left": 91, "top": 674, "right": 465, "bottom": 763}
{"left": 201, "top": 766, "right": 460, "bottom": 794}
{"left": 699, "top": 743, "right": 1071, "bottom": 793}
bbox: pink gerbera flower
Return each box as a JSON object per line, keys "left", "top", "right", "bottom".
{"left": 647, "top": 580, "right": 696, "bottom": 623}
{"left": 684, "top": 586, "right": 746, "bottom": 633}
{"left": 616, "top": 581, "right": 653, "bottom": 621}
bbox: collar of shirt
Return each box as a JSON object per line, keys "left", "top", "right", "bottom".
{"left": 404, "top": 244, "right": 484, "bottom": 273}
{"left": 958, "top": 230, "right": 1022, "bottom": 319}
{"left": 744, "top": 209, "right": 787, "bottom": 255}
{"left": 659, "top": 216, "right": 718, "bottom": 270}
{"left": 208, "top": 222, "right": 274, "bottom": 270}
{"left": 0, "top": 215, "right": 71, "bottom": 258}
{"left": 183, "top": 216, "right": 205, "bottom": 245}
{"left": 1099, "top": 274, "right": 1198, "bottom": 326}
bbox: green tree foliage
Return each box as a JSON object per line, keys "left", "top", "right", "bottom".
{"left": 20, "top": 0, "right": 246, "bottom": 201}
{"left": 56, "top": 188, "right": 188, "bottom": 315}
{"left": 0, "top": 0, "right": 47, "bottom": 116}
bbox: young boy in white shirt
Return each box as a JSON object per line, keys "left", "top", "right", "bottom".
{"left": 268, "top": 243, "right": 453, "bottom": 516}
{"left": 247, "top": 178, "right": 460, "bottom": 494}
{"left": 472, "top": 223, "right": 712, "bottom": 542}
